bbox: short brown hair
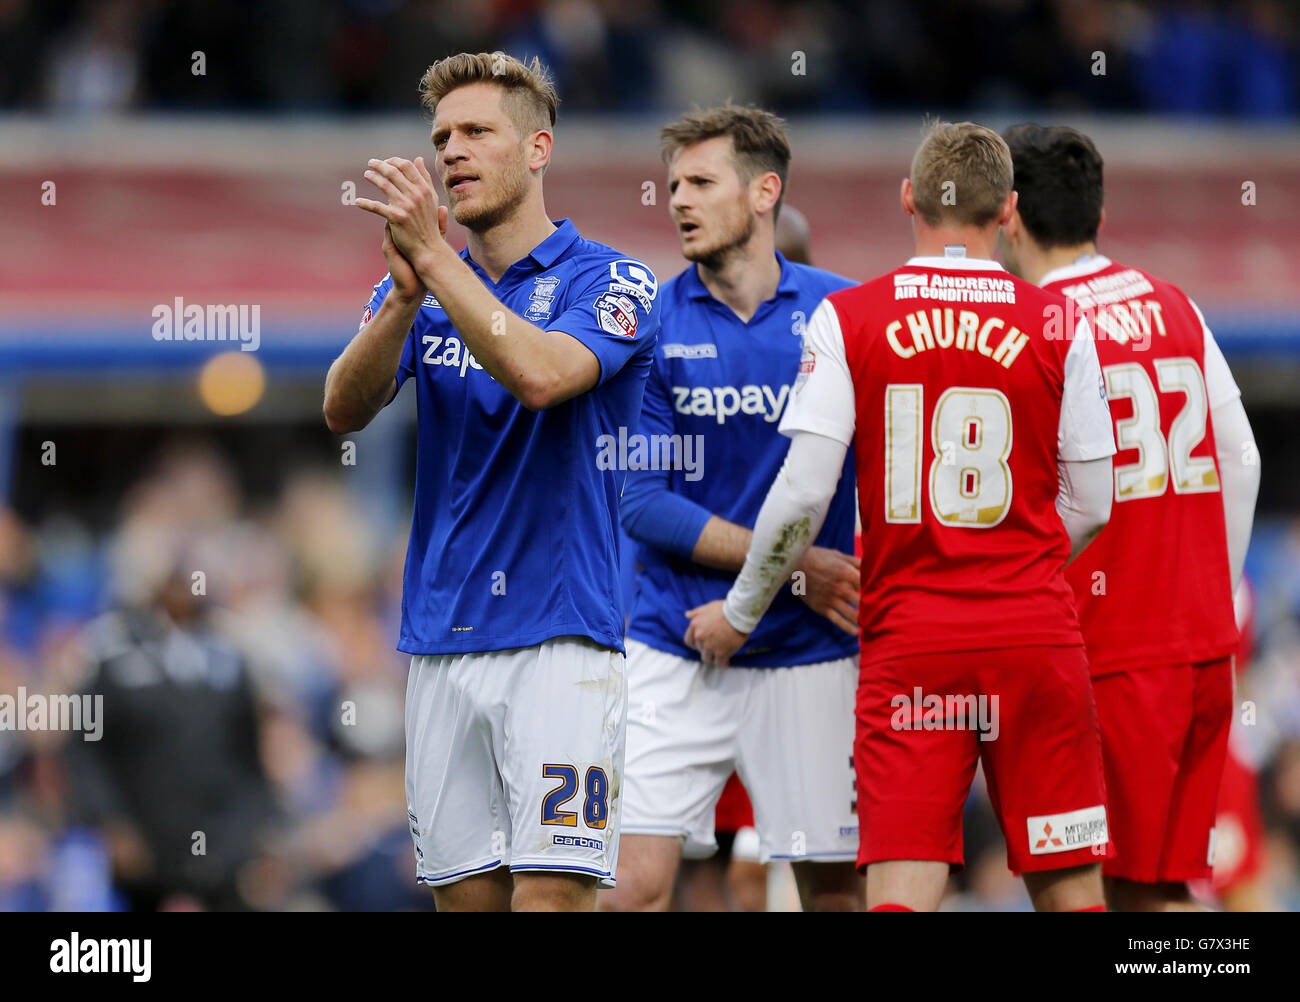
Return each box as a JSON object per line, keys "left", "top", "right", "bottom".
{"left": 910, "top": 121, "right": 1013, "bottom": 228}
{"left": 659, "top": 105, "right": 792, "bottom": 218}
{"left": 1002, "top": 123, "right": 1104, "bottom": 247}
{"left": 419, "top": 51, "right": 558, "bottom": 138}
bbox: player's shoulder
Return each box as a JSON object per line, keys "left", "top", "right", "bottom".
{"left": 824, "top": 263, "right": 919, "bottom": 309}
{"left": 1106, "top": 258, "right": 1194, "bottom": 307}
{"left": 1010, "top": 269, "right": 1071, "bottom": 309}
{"left": 783, "top": 260, "right": 856, "bottom": 298}
{"left": 567, "top": 234, "right": 658, "bottom": 286}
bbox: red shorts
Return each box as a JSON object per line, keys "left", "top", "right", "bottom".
{"left": 856, "top": 645, "right": 1110, "bottom": 875}
{"left": 1093, "top": 659, "right": 1233, "bottom": 883}
{"left": 714, "top": 771, "right": 755, "bottom": 834}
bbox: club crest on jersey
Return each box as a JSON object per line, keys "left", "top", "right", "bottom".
{"left": 524, "top": 275, "right": 560, "bottom": 321}
{"left": 594, "top": 291, "right": 639, "bottom": 338}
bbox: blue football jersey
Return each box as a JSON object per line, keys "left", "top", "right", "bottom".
{"left": 624, "top": 253, "right": 858, "bottom": 667}
{"left": 366, "top": 219, "right": 660, "bottom": 655}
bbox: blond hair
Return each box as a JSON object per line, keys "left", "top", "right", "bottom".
{"left": 659, "top": 104, "right": 792, "bottom": 219}
{"left": 419, "top": 51, "right": 558, "bottom": 138}
{"left": 910, "top": 121, "right": 1013, "bottom": 227}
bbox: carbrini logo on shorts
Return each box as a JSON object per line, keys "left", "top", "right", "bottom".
{"left": 1026, "top": 805, "right": 1108, "bottom": 854}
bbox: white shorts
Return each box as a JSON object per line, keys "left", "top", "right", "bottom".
{"left": 404, "top": 635, "right": 626, "bottom": 888}
{"left": 622, "top": 639, "right": 858, "bottom": 863}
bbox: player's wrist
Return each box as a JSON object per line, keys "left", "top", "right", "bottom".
{"left": 721, "top": 592, "right": 757, "bottom": 636}
{"left": 385, "top": 286, "right": 424, "bottom": 310}
{"left": 411, "top": 242, "right": 458, "bottom": 288}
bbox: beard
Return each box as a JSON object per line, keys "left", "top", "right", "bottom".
{"left": 450, "top": 153, "right": 531, "bottom": 233}
{"left": 684, "top": 207, "right": 757, "bottom": 271}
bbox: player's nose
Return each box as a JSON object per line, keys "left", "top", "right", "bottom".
{"left": 441, "top": 132, "right": 469, "bottom": 164}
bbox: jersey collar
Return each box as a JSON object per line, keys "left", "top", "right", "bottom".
{"left": 461, "top": 218, "right": 582, "bottom": 278}
{"left": 685, "top": 250, "right": 799, "bottom": 302}
{"left": 528, "top": 218, "right": 582, "bottom": 269}
{"left": 1038, "top": 254, "right": 1113, "bottom": 288}
{"left": 904, "top": 255, "right": 1006, "bottom": 272}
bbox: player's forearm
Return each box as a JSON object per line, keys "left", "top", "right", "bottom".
{"left": 619, "top": 474, "right": 714, "bottom": 560}
{"left": 691, "top": 516, "right": 755, "bottom": 572}
{"left": 1056, "top": 456, "right": 1113, "bottom": 564}
{"left": 323, "top": 290, "right": 421, "bottom": 433}
{"left": 1213, "top": 399, "right": 1260, "bottom": 589}
{"left": 722, "top": 432, "right": 845, "bottom": 634}
{"left": 414, "top": 245, "right": 590, "bottom": 410}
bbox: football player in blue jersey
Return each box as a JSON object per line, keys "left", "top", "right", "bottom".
{"left": 323, "top": 52, "right": 660, "bottom": 912}
{"left": 599, "top": 106, "right": 864, "bottom": 912}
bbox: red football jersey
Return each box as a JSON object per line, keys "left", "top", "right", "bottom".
{"left": 1042, "top": 256, "right": 1238, "bottom": 674}
{"left": 781, "top": 255, "right": 1115, "bottom": 665}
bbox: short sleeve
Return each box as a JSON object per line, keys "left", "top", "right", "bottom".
{"left": 778, "top": 298, "right": 857, "bottom": 446}
{"left": 1057, "top": 317, "right": 1117, "bottom": 461}
{"left": 394, "top": 327, "right": 416, "bottom": 393}
{"left": 360, "top": 273, "right": 417, "bottom": 396}
{"left": 546, "top": 258, "right": 660, "bottom": 387}
{"left": 1188, "top": 299, "right": 1241, "bottom": 410}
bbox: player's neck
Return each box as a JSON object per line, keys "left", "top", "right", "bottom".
{"left": 913, "top": 224, "right": 999, "bottom": 263}
{"left": 695, "top": 237, "right": 781, "bottom": 324}
{"left": 465, "top": 194, "right": 557, "bottom": 283}
{"left": 1021, "top": 241, "right": 1100, "bottom": 286}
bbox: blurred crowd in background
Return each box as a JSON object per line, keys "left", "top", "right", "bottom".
{"left": 1, "top": 430, "right": 1299, "bottom": 911}
{"left": 0, "top": 440, "right": 433, "bottom": 911}
{"left": 0, "top": 0, "right": 1297, "bottom": 118}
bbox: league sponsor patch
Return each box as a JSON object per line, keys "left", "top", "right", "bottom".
{"left": 358, "top": 304, "right": 373, "bottom": 330}
{"left": 1026, "top": 805, "right": 1108, "bottom": 855}
{"left": 594, "top": 291, "right": 639, "bottom": 338}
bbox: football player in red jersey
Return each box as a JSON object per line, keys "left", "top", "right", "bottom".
{"left": 999, "top": 123, "right": 1261, "bottom": 912}
{"left": 685, "top": 122, "right": 1117, "bottom": 911}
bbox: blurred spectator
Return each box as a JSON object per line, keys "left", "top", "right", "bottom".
{"left": 63, "top": 504, "right": 278, "bottom": 911}
{"left": 1, "top": 0, "right": 1294, "bottom": 117}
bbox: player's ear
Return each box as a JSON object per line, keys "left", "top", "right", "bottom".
{"left": 1002, "top": 205, "right": 1020, "bottom": 243}
{"left": 754, "top": 171, "right": 781, "bottom": 217}
{"left": 1096, "top": 206, "right": 1106, "bottom": 239}
{"left": 900, "top": 178, "right": 914, "bottom": 217}
{"left": 528, "top": 129, "right": 553, "bottom": 175}
{"left": 997, "top": 189, "right": 1018, "bottom": 228}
